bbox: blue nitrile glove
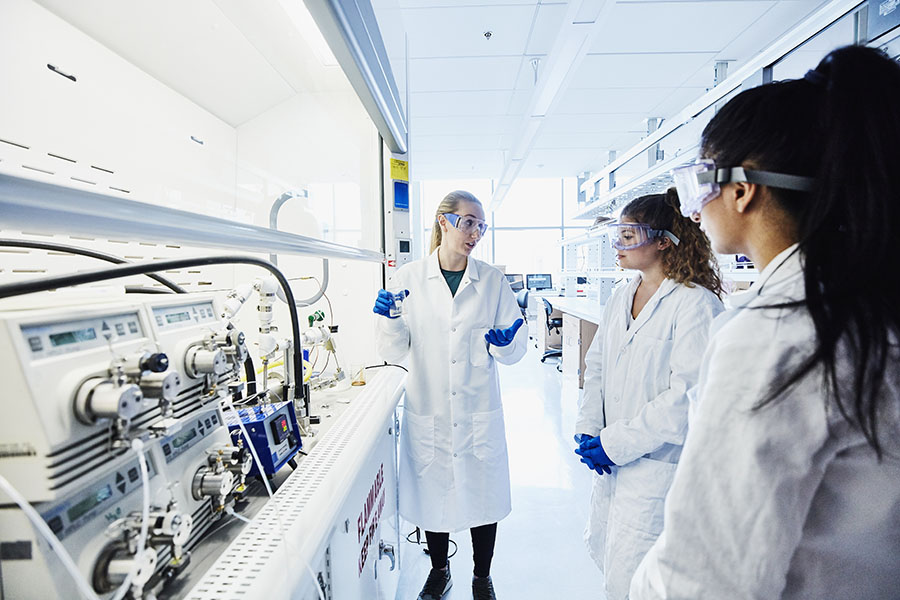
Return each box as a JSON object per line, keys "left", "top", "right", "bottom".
{"left": 484, "top": 318, "right": 524, "bottom": 347}
{"left": 575, "top": 435, "right": 615, "bottom": 475}
{"left": 372, "top": 289, "right": 409, "bottom": 319}
{"left": 574, "top": 433, "right": 591, "bottom": 446}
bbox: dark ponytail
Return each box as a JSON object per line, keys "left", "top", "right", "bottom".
{"left": 621, "top": 189, "right": 723, "bottom": 298}
{"left": 701, "top": 45, "right": 900, "bottom": 456}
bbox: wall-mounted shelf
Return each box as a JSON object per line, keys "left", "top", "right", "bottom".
{"left": 0, "top": 174, "right": 384, "bottom": 263}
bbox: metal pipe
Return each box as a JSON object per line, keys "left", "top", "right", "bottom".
{"left": 268, "top": 190, "right": 330, "bottom": 307}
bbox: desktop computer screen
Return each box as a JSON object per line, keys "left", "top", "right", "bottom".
{"left": 505, "top": 274, "right": 524, "bottom": 292}
{"left": 526, "top": 274, "right": 553, "bottom": 290}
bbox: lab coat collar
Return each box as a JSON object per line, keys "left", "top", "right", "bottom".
{"left": 727, "top": 244, "right": 801, "bottom": 309}
{"left": 624, "top": 274, "right": 678, "bottom": 339}
{"left": 426, "top": 249, "right": 481, "bottom": 282}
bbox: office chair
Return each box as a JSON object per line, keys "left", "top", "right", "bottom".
{"left": 541, "top": 298, "right": 563, "bottom": 364}
{"left": 515, "top": 289, "right": 529, "bottom": 319}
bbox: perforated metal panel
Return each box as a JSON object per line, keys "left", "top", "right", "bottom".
{"left": 186, "top": 371, "right": 405, "bottom": 600}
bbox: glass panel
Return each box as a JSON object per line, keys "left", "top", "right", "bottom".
{"left": 493, "top": 178, "right": 563, "bottom": 227}
{"left": 771, "top": 13, "right": 857, "bottom": 80}
{"left": 493, "top": 229, "right": 563, "bottom": 279}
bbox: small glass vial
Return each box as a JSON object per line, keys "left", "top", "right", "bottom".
{"left": 389, "top": 289, "right": 407, "bottom": 317}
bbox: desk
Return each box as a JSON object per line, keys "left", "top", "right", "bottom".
{"left": 548, "top": 297, "right": 604, "bottom": 389}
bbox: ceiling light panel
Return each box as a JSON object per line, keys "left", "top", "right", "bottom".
{"left": 402, "top": 4, "right": 536, "bottom": 57}
{"left": 412, "top": 133, "right": 504, "bottom": 152}
{"left": 554, "top": 87, "right": 682, "bottom": 115}
{"left": 408, "top": 56, "right": 523, "bottom": 92}
{"left": 409, "top": 90, "right": 515, "bottom": 117}
{"left": 398, "top": 0, "right": 541, "bottom": 7}
{"left": 589, "top": 1, "right": 775, "bottom": 54}
{"left": 571, "top": 52, "right": 717, "bottom": 89}
{"left": 525, "top": 3, "right": 569, "bottom": 55}
{"left": 413, "top": 115, "right": 520, "bottom": 136}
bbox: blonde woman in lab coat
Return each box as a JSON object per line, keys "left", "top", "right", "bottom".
{"left": 574, "top": 190, "right": 724, "bottom": 600}
{"left": 630, "top": 46, "right": 900, "bottom": 600}
{"left": 374, "top": 190, "right": 526, "bottom": 600}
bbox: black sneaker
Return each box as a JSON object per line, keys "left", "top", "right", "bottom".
{"left": 472, "top": 575, "right": 496, "bottom": 600}
{"left": 417, "top": 564, "right": 452, "bottom": 600}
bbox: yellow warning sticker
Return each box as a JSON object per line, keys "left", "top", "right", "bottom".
{"left": 390, "top": 158, "right": 409, "bottom": 182}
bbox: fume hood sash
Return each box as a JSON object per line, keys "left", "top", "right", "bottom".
{"left": 0, "top": 174, "right": 384, "bottom": 263}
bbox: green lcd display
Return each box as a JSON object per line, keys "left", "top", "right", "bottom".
{"left": 66, "top": 484, "right": 113, "bottom": 523}
{"left": 49, "top": 327, "right": 97, "bottom": 347}
{"left": 166, "top": 311, "right": 191, "bottom": 324}
{"left": 172, "top": 427, "right": 197, "bottom": 449}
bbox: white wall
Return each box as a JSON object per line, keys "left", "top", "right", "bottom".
{"left": 0, "top": 0, "right": 385, "bottom": 375}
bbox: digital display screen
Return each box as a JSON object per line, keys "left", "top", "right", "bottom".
{"left": 172, "top": 428, "right": 197, "bottom": 449}
{"left": 66, "top": 484, "right": 113, "bottom": 523}
{"left": 49, "top": 327, "right": 97, "bottom": 347}
{"left": 166, "top": 311, "right": 192, "bottom": 324}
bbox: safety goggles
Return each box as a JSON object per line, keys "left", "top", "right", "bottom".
{"left": 442, "top": 213, "right": 488, "bottom": 236}
{"left": 672, "top": 158, "right": 816, "bottom": 219}
{"left": 605, "top": 222, "right": 680, "bottom": 251}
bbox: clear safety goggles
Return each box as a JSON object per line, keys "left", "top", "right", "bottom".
{"left": 443, "top": 213, "right": 488, "bottom": 236}
{"left": 605, "top": 222, "right": 680, "bottom": 251}
{"left": 672, "top": 158, "right": 817, "bottom": 219}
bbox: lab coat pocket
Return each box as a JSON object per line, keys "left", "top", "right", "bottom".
{"left": 631, "top": 334, "right": 674, "bottom": 391}
{"left": 471, "top": 409, "right": 505, "bottom": 462}
{"left": 470, "top": 329, "right": 492, "bottom": 367}
{"left": 404, "top": 411, "right": 436, "bottom": 476}
{"left": 609, "top": 457, "right": 677, "bottom": 535}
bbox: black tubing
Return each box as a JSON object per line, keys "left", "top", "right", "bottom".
{"left": 244, "top": 356, "right": 257, "bottom": 397}
{"left": 0, "top": 256, "right": 305, "bottom": 405}
{"left": 0, "top": 238, "right": 187, "bottom": 293}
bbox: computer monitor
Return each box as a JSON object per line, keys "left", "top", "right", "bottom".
{"left": 526, "top": 274, "right": 552, "bottom": 290}
{"left": 505, "top": 274, "right": 524, "bottom": 292}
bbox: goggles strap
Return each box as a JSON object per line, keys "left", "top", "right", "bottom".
{"left": 699, "top": 167, "right": 815, "bottom": 192}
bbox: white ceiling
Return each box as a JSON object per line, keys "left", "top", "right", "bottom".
{"left": 374, "top": 0, "right": 831, "bottom": 180}
{"left": 32, "top": 0, "right": 832, "bottom": 184}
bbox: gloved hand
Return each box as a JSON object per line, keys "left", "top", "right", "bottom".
{"left": 372, "top": 289, "right": 409, "bottom": 319}
{"left": 575, "top": 435, "right": 615, "bottom": 475}
{"left": 484, "top": 318, "right": 524, "bottom": 347}
{"left": 574, "top": 433, "right": 591, "bottom": 446}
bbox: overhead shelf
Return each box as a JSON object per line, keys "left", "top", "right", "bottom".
{"left": 0, "top": 174, "right": 385, "bottom": 263}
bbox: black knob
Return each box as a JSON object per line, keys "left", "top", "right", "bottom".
{"left": 142, "top": 352, "right": 169, "bottom": 373}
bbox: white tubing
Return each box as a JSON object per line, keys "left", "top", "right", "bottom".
{"left": 109, "top": 438, "right": 150, "bottom": 600}
{"left": 0, "top": 474, "right": 101, "bottom": 600}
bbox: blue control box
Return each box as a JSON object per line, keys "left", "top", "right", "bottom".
{"left": 223, "top": 401, "right": 302, "bottom": 476}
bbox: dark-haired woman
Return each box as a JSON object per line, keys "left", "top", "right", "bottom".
{"left": 573, "top": 190, "right": 724, "bottom": 600}
{"left": 631, "top": 46, "right": 900, "bottom": 599}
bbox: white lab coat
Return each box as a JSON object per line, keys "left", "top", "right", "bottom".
{"left": 631, "top": 246, "right": 900, "bottom": 599}
{"left": 376, "top": 251, "right": 528, "bottom": 532}
{"left": 575, "top": 275, "right": 723, "bottom": 600}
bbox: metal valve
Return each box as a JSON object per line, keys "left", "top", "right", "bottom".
{"left": 185, "top": 346, "right": 228, "bottom": 378}
{"left": 149, "top": 508, "right": 193, "bottom": 562}
{"left": 379, "top": 540, "right": 396, "bottom": 571}
{"left": 140, "top": 370, "right": 181, "bottom": 404}
{"left": 191, "top": 468, "right": 235, "bottom": 502}
{"left": 92, "top": 542, "right": 158, "bottom": 595}
{"left": 74, "top": 378, "right": 143, "bottom": 425}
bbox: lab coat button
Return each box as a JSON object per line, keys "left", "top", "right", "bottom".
{"left": 452, "top": 391, "right": 457, "bottom": 396}
{"left": 452, "top": 327, "right": 457, "bottom": 332}
{"left": 451, "top": 359, "right": 456, "bottom": 364}
{"left": 453, "top": 453, "right": 458, "bottom": 458}
{"left": 454, "top": 422, "right": 458, "bottom": 427}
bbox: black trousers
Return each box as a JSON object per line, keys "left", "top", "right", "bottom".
{"left": 424, "top": 523, "right": 497, "bottom": 578}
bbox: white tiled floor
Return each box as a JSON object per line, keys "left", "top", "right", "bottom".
{"left": 394, "top": 343, "right": 605, "bottom": 599}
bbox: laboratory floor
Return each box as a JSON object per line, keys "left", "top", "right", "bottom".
{"left": 394, "top": 344, "right": 605, "bottom": 599}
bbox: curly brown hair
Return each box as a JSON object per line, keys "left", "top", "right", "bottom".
{"left": 621, "top": 188, "right": 723, "bottom": 298}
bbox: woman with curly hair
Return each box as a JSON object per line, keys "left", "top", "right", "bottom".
{"left": 573, "top": 189, "right": 723, "bottom": 600}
